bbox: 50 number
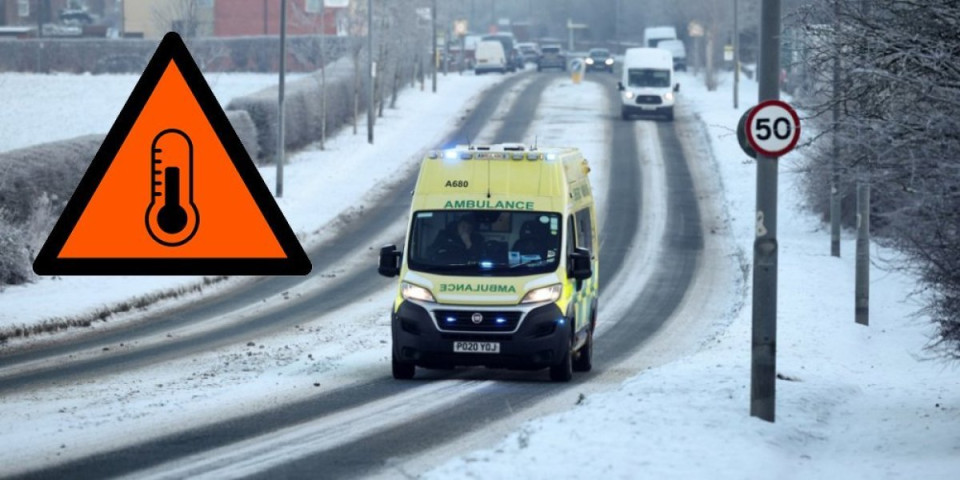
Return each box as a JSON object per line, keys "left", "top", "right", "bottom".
{"left": 755, "top": 117, "right": 792, "bottom": 141}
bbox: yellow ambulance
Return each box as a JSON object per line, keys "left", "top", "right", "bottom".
{"left": 378, "top": 144, "right": 599, "bottom": 382}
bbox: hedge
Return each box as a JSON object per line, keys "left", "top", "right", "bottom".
{"left": 227, "top": 55, "right": 365, "bottom": 162}
{"left": 0, "top": 35, "right": 351, "bottom": 74}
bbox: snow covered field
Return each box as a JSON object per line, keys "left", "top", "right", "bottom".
{"left": 0, "top": 71, "right": 306, "bottom": 153}
{"left": 0, "top": 64, "right": 956, "bottom": 479}
{"left": 425, "top": 72, "right": 960, "bottom": 479}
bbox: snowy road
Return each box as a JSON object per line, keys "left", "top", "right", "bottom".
{"left": 1, "top": 71, "right": 733, "bottom": 478}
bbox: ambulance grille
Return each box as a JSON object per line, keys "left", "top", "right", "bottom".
{"left": 434, "top": 310, "right": 523, "bottom": 332}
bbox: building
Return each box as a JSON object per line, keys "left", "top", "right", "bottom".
{"left": 214, "top": 0, "right": 342, "bottom": 37}
{"left": 0, "top": 1, "right": 351, "bottom": 39}
{"left": 122, "top": 0, "right": 215, "bottom": 39}
{"left": 120, "top": 0, "right": 348, "bottom": 39}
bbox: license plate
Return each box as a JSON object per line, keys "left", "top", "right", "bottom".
{"left": 641, "top": 106, "right": 656, "bottom": 111}
{"left": 453, "top": 341, "right": 500, "bottom": 354}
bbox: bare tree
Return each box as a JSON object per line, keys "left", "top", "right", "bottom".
{"left": 152, "top": 0, "right": 211, "bottom": 38}
{"left": 288, "top": 2, "right": 329, "bottom": 150}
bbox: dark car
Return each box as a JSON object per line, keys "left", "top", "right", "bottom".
{"left": 585, "top": 48, "right": 614, "bottom": 73}
{"left": 537, "top": 44, "right": 567, "bottom": 72}
{"left": 517, "top": 42, "right": 540, "bottom": 64}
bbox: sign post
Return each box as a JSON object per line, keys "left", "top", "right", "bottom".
{"left": 454, "top": 19, "right": 467, "bottom": 74}
{"left": 750, "top": 0, "right": 791, "bottom": 424}
{"left": 688, "top": 21, "right": 704, "bottom": 74}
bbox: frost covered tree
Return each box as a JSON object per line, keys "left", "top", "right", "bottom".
{"left": 346, "top": 0, "right": 427, "bottom": 131}
{"left": 152, "top": 0, "right": 212, "bottom": 38}
{"left": 792, "top": 0, "right": 960, "bottom": 359}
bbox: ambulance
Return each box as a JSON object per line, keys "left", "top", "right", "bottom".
{"left": 378, "top": 144, "right": 599, "bottom": 382}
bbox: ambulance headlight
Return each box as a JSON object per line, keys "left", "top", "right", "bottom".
{"left": 585, "top": 58, "right": 594, "bottom": 65}
{"left": 605, "top": 58, "right": 614, "bottom": 65}
{"left": 521, "top": 284, "right": 562, "bottom": 304}
{"left": 402, "top": 282, "right": 435, "bottom": 303}
{"left": 664, "top": 91, "right": 675, "bottom": 102}
{"left": 623, "top": 91, "right": 635, "bottom": 100}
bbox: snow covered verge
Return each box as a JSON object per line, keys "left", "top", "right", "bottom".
{"left": 0, "top": 72, "right": 504, "bottom": 341}
{"left": 424, "top": 74, "right": 960, "bottom": 479}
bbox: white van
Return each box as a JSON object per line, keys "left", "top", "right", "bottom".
{"left": 656, "top": 39, "right": 687, "bottom": 71}
{"left": 474, "top": 40, "right": 507, "bottom": 74}
{"left": 643, "top": 26, "right": 677, "bottom": 48}
{"left": 618, "top": 47, "right": 679, "bottom": 121}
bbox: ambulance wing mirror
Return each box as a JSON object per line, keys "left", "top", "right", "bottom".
{"left": 617, "top": 81, "right": 625, "bottom": 91}
{"left": 378, "top": 245, "right": 402, "bottom": 277}
{"left": 568, "top": 247, "right": 592, "bottom": 286}
{"left": 673, "top": 83, "right": 680, "bottom": 92}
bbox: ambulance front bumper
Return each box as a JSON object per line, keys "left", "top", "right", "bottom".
{"left": 391, "top": 300, "right": 568, "bottom": 370}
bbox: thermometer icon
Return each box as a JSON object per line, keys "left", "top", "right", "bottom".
{"left": 146, "top": 129, "right": 199, "bottom": 246}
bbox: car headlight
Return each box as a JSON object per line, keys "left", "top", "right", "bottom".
{"left": 521, "top": 284, "right": 562, "bottom": 304}
{"left": 402, "top": 282, "right": 435, "bottom": 303}
{"left": 605, "top": 58, "right": 614, "bottom": 65}
{"left": 623, "top": 91, "right": 635, "bottom": 99}
{"left": 664, "top": 92, "right": 675, "bottom": 102}
{"left": 585, "top": 58, "right": 594, "bottom": 65}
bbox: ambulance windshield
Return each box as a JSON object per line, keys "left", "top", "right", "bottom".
{"left": 407, "top": 210, "right": 563, "bottom": 276}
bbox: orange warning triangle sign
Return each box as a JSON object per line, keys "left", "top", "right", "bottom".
{"left": 33, "top": 32, "right": 311, "bottom": 275}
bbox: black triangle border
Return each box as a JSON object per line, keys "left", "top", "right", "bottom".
{"left": 33, "top": 32, "right": 312, "bottom": 276}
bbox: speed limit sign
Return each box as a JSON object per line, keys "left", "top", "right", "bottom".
{"left": 745, "top": 100, "right": 801, "bottom": 157}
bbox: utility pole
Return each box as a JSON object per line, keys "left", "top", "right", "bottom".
{"left": 319, "top": 0, "right": 326, "bottom": 151}
{"left": 367, "top": 0, "right": 374, "bottom": 144}
{"left": 276, "top": 0, "right": 287, "bottom": 198}
{"left": 750, "top": 0, "right": 781, "bottom": 423}
{"left": 36, "top": 0, "right": 44, "bottom": 38}
{"left": 854, "top": 0, "right": 871, "bottom": 326}
{"left": 432, "top": 0, "right": 437, "bottom": 93}
{"left": 614, "top": 0, "right": 620, "bottom": 51}
{"left": 830, "top": 0, "right": 841, "bottom": 257}
{"left": 733, "top": 0, "right": 739, "bottom": 109}
{"left": 855, "top": 182, "right": 870, "bottom": 325}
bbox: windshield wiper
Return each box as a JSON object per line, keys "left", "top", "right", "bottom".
{"left": 510, "top": 258, "right": 546, "bottom": 268}
{"left": 418, "top": 261, "right": 479, "bottom": 272}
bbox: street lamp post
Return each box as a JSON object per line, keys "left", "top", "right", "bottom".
{"left": 276, "top": 0, "right": 287, "bottom": 197}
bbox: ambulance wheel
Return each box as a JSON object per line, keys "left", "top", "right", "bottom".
{"left": 573, "top": 329, "right": 593, "bottom": 372}
{"left": 621, "top": 108, "right": 630, "bottom": 121}
{"left": 549, "top": 335, "right": 573, "bottom": 382}
{"left": 392, "top": 352, "right": 415, "bottom": 380}
{"left": 664, "top": 108, "right": 675, "bottom": 122}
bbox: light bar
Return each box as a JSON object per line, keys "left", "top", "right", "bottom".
{"left": 434, "top": 148, "right": 552, "bottom": 162}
